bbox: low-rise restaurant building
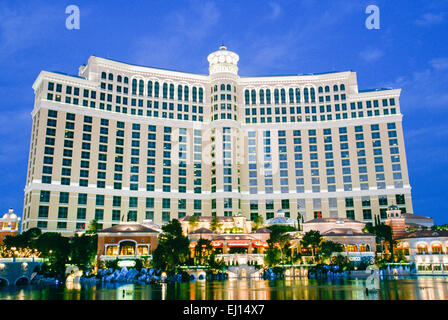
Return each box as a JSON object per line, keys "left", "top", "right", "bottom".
{"left": 290, "top": 217, "right": 376, "bottom": 262}
{"left": 396, "top": 230, "right": 448, "bottom": 274}
{"left": 182, "top": 215, "right": 270, "bottom": 265}
{"left": 96, "top": 220, "right": 160, "bottom": 264}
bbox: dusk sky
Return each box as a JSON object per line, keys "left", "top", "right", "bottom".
{"left": 0, "top": 0, "right": 447, "bottom": 224}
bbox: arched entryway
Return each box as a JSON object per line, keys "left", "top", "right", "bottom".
{"left": 119, "top": 240, "right": 136, "bottom": 255}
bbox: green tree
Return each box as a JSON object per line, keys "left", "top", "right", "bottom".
{"left": 331, "top": 255, "right": 352, "bottom": 271}
{"left": 267, "top": 225, "right": 297, "bottom": 236}
{"left": 70, "top": 234, "right": 98, "bottom": 271}
{"left": 188, "top": 215, "right": 200, "bottom": 233}
{"left": 364, "top": 221, "right": 394, "bottom": 260}
{"left": 300, "top": 230, "right": 322, "bottom": 260}
{"left": 210, "top": 216, "right": 222, "bottom": 233}
{"left": 3, "top": 227, "right": 42, "bottom": 249}
{"left": 253, "top": 215, "right": 264, "bottom": 230}
{"left": 319, "top": 240, "right": 344, "bottom": 263}
{"left": 86, "top": 219, "right": 101, "bottom": 235}
{"left": 264, "top": 246, "right": 281, "bottom": 267}
{"left": 152, "top": 219, "right": 190, "bottom": 271}
{"left": 267, "top": 226, "right": 292, "bottom": 264}
{"left": 34, "top": 232, "right": 70, "bottom": 277}
{"left": 194, "top": 238, "right": 212, "bottom": 265}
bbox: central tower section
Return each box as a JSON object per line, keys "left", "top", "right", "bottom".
{"left": 206, "top": 46, "right": 243, "bottom": 218}
{"left": 207, "top": 45, "right": 239, "bottom": 75}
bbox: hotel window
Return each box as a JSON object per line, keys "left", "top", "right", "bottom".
{"left": 251, "top": 89, "right": 256, "bottom": 105}
{"left": 363, "top": 209, "right": 372, "bottom": 220}
{"left": 145, "top": 211, "right": 154, "bottom": 220}
{"left": 162, "top": 212, "right": 170, "bottom": 223}
{"left": 95, "top": 209, "right": 104, "bottom": 221}
{"left": 128, "top": 211, "right": 137, "bottom": 222}
{"left": 162, "top": 198, "right": 170, "bottom": 209}
{"left": 78, "top": 193, "right": 87, "bottom": 205}
{"left": 112, "top": 210, "right": 121, "bottom": 221}
{"left": 304, "top": 88, "right": 309, "bottom": 103}
{"left": 396, "top": 194, "right": 405, "bottom": 205}
{"left": 96, "top": 195, "right": 105, "bottom": 206}
{"left": 57, "top": 222, "right": 67, "bottom": 229}
{"left": 59, "top": 192, "right": 69, "bottom": 204}
{"left": 37, "top": 221, "right": 48, "bottom": 229}
{"left": 274, "top": 89, "right": 280, "bottom": 104}
{"left": 113, "top": 196, "right": 121, "bottom": 207}
{"left": 57, "top": 207, "right": 68, "bottom": 219}
{"left": 40, "top": 191, "right": 50, "bottom": 203}
{"left": 38, "top": 206, "right": 49, "bottom": 218}
{"left": 362, "top": 196, "right": 371, "bottom": 207}
{"left": 345, "top": 197, "right": 354, "bottom": 208}
{"left": 77, "top": 208, "right": 86, "bottom": 220}
{"left": 346, "top": 210, "right": 355, "bottom": 220}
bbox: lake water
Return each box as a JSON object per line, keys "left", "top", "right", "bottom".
{"left": 1, "top": 276, "right": 448, "bottom": 300}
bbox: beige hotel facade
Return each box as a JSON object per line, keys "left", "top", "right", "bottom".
{"left": 22, "top": 46, "right": 413, "bottom": 234}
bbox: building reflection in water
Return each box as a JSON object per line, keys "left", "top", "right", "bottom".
{"left": 2, "top": 277, "right": 448, "bottom": 300}
{"left": 161, "top": 283, "right": 167, "bottom": 300}
{"left": 418, "top": 277, "right": 448, "bottom": 300}
{"left": 117, "top": 284, "right": 135, "bottom": 300}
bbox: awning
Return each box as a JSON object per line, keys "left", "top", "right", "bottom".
{"left": 252, "top": 240, "right": 268, "bottom": 248}
{"left": 227, "top": 240, "right": 250, "bottom": 247}
{"left": 211, "top": 240, "right": 223, "bottom": 247}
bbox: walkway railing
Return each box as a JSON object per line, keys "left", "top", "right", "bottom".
{"left": 0, "top": 257, "right": 45, "bottom": 263}
{"left": 99, "top": 255, "right": 152, "bottom": 261}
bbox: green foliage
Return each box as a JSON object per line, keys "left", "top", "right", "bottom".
{"left": 364, "top": 221, "right": 394, "bottom": 258}
{"left": 267, "top": 225, "right": 297, "bottom": 237}
{"left": 163, "top": 219, "right": 184, "bottom": 238}
{"left": 86, "top": 219, "right": 101, "bottom": 235}
{"left": 431, "top": 225, "right": 448, "bottom": 231}
{"left": 209, "top": 256, "right": 225, "bottom": 271}
{"left": 330, "top": 255, "right": 352, "bottom": 270}
{"left": 210, "top": 216, "right": 222, "bottom": 232}
{"left": 264, "top": 246, "right": 281, "bottom": 267}
{"left": 319, "top": 240, "right": 344, "bottom": 259}
{"left": 194, "top": 238, "right": 212, "bottom": 265}
{"left": 3, "top": 227, "right": 42, "bottom": 249}
{"left": 188, "top": 215, "right": 200, "bottom": 231}
{"left": 152, "top": 219, "right": 190, "bottom": 271}
{"left": 357, "top": 256, "right": 372, "bottom": 270}
{"left": 4, "top": 228, "right": 98, "bottom": 277}
{"left": 105, "top": 259, "right": 119, "bottom": 270}
{"left": 34, "top": 232, "right": 71, "bottom": 277}
{"left": 69, "top": 234, "right": 98, "bottom": 271}
{"left": 134, "top": 259, "right": 143, "bottom": 271}
{"left": 253, "top": 215, "right": 264, "bottom": 230}
{"left": 300, "top": 230, "right": 322, "bottom": 257}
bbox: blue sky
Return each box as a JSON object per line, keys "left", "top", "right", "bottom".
{"left": 0, "top": 0, "right": 447, "bottom": 223}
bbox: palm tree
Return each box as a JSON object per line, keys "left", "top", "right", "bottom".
{"left": 320, "top": 240, "right": 344, "bottom": 264}
{"left": 188, "top": 215, "right": 200, "bottom": 233}
{"left": 253, "top": 215, "right": 264, "bottom": 230}
{"left": 86, "top": 219, "right": 101, "bottom": 235}
{"left": 277, "top": 233, "right": 291, "bottom": 264}
{"left": 300, "top": 230, "right": 322, "bottom": 262}
{"left": 210, "top": 216, "right": 222, "bottom": 233}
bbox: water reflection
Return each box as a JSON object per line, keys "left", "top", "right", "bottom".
{"left": 1, "top": 277, "right": 448, "bottom": 300}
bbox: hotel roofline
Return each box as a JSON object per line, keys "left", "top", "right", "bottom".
{"left": 32, "top": 55, "right": 401, "bottom": 100}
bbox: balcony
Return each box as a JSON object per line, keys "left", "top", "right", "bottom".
{"left": 99, "top": 254, "right": 152, "bottom": 261}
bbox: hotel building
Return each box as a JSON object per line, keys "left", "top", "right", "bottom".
{"left": 22, "top": 46, "right": 413, "bottom": 234}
